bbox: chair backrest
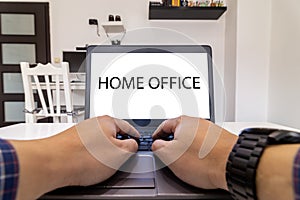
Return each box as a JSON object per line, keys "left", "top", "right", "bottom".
{"left": 20, "top": 62, "right": 73, "bottom": 123}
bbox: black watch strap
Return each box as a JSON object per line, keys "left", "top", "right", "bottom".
{"left": 226, "top": 130, "right": 268, "bottom": 200}
{"left": 226, "top": 128, "right": 300, "bottom": 200}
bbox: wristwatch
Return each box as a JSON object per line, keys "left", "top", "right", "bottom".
{"left": 226, "top": 128, "right": 300, "bottom": 200}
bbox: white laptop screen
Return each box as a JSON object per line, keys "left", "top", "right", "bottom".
{"left": 85, "top": 45, "right": 214, "bottom": 122}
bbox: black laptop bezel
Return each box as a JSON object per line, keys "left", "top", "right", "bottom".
{"left": 85, "top": 45, "right": 215, "bottom": 123}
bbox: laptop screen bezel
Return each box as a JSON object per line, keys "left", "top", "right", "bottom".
{"left": 85, "top": 45, "right": 215, "bottom": 123}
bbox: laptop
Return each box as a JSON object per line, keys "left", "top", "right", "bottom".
{"left": 42, "top": 45, "right": 232, "bottom": 199}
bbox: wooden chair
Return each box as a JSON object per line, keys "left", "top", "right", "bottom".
{"left": 20, "top": 62, "right": 83, "bottom": 123}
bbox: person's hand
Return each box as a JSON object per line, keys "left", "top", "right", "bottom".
{"left": 11, "top": 115, "right": 140, "bottom": 200}
{"left": 72, "top": 115, "right": 140, "bottom": 186}
{"left": 152, "top": 115, "right": 237, "bottom": 190}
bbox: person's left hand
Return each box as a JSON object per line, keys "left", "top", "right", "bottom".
{"left": 11, "top": 115, "right": 140, "bottom": 200}
{"left": 60, "top": 115, "right": 141, "bottom": 186}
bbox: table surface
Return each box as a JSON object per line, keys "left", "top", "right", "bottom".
{"left": 0, "top": 122, "right": 299, "bottom": 140}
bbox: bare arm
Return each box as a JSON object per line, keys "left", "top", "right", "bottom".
{"left": 152, "top": 116, "right": 300, "bottom": 200}
{"left": 10, "top": 116, "right": 139, "bottom": 200}
{"left": 256, "top": 144, "right": 300, "bottom": 200}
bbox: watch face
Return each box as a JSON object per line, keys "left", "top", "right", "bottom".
{"left": 242, "top": 128, "right": 300, "bottom": 144}
{"left": 242, "top": 127, "right": 278, "bottom": 135}
{"left": 269, "top": 130, "right": 300, "bottom": 143}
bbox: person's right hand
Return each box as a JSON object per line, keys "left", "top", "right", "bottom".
{"left": 152, "top": 115, "right": 238, "bottom": 190}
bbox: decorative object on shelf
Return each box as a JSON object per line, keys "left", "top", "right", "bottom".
{"left": 108, "top": 14, "right": 114, "bottom": 21}
{"left": 108, "top": 14, "right": 122, "bottom": 22}
{"left": 188, "top": 1, "right": 194, "bottom": 7}
{"left": 115, "top": 15, "right": 121, "bottom": 21}
{"left": 172, "top": 0, "right": 180, "bottom": 7}
{"left": 162, "top": 0, "right": 172, "bottom": 6}
{"left": 217, "top": 0, "right": 224, "bottom": 7}
{"left": 210, "top": 0, "right": 217, "bottom": 7}
{"left": 102, "top": 15, "right": 126, "bottom": 45}
{"left": 210, "top": 0, "right": 224, "bottom": 7}
{"left": 199, "top": 0, "right": 210, "bottom": 7}
{"left": 149, "top": 0, "right": 225, "bottom": 7}
{"left": 150, "top": 1, "right": 163, "bottom": 6}
{"left": 148, "top": 4, "right": 227, "bottom": 20}
{"left": 88, "top": 15, "right": 126, "bottom": 45}
{"left": 180, "top": 0, "right": 188, "bottom": 7}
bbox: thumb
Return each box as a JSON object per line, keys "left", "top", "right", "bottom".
{"left": 152, "top": 138, "right": 188, "bottom": 167}
{"left": 152, "top": 139, "right": 177, "bottom": 165}
{"left": 115, "top": 138, "right": 138, "bottom": 153}
{"left": 152, "top": 139, "right": 170, "bottom": 151}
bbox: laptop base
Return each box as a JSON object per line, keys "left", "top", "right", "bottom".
{"left": 41, "top": 153, "right": 232, "bottom": 200}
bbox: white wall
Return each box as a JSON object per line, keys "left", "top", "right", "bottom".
{"left": 48, "top": 0, "right": 229, "bottom": 122}
{"left": 223, "top": 0, "right": 237, "bottom": 121}
{"left": 50, "top": 0, "right": 299, "bottom": 126}
{"left": 49, "top": 0, "right": 225, "bottom": 60}
{"left": 235, "top": 0, "right": 300, "bottom": 129}
{"left": 268, "top": 0, "right": 300, "bottom": 129}
{"left": 0, "top": 0, "right": 230, "bottom": 122}
{"left": 235, "top": 0, "right": 271, "bottom": 122}
{"left": 7, "top": 0, "right": 282, "bottom": 123}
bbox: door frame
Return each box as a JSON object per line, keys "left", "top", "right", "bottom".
{"left": 0, "top": 2, "right": 51, "bottom": 127}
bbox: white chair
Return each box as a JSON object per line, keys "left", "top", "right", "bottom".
{"left": 20, "top": 62, "right": 83, "bottom": 123}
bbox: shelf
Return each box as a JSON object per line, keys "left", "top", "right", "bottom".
{"left": 149, "top": 6, "right": 227, "bottom": 20}
{"left": 101, "top": 22, "right": 125, "bottom": 33}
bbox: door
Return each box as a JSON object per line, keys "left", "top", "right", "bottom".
{"left": 0, "top": 2, "right": 50, "bottom": 127}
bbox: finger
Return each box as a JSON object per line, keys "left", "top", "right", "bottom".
{"left": 114, "top": 118, "right": 140, "bottom": 139}
{"left": 152, "top": 139, "right": 180, "bottom": 166}
{"left": 77, "top": 116, "right": 135, "bottom": 170}
{"left": 152, "top": 139, "right": 170, "bottom": 151}
{"left": 115, "top": 138, "right": 139, "bottom": 153}
{"left": 152, "top": 117, "right": 179, "bottom": 140}
{"left": 152, "top": 116, "right": 200, "bottom": 168}
{"left": 113, "top": 118, "right": 140, "bottom": 153}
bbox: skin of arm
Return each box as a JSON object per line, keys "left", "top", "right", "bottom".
{"left": 152, "top": 115, "right": 238, "bottom": 190}
{"left": 7, "top": 115, "right": 300, "bottom": 200}
{"left": 256, "top": 144, "right": 300, "bottom": 200}
{"left": 9, "top": 115, "right": 140, "bottom": 200}
{"left": 152, "top": 115, "right": 300, "bottom": 200}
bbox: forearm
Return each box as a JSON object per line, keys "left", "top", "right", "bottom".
{"left": 256, "top": 144, "right": 300, "bottom": 200}
{"left": 1, "top": 116, "right": 138, "bottom": 200}
{"left": 10, "top": 127, "right": 78, "bottom": 200}
{"left": 10, "top": 141, "right": 65, "bottom": 200}
{"left": 8, "top": 117, "right": 133, "bottom": 200}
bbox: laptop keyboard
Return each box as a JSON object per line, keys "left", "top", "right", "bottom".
{"left": 116, "top": 129, "right": 174, "bottom": 151}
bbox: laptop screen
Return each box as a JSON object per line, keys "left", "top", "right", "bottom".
{"left": 85, "top": 45, "right": 214, "bottom": 122}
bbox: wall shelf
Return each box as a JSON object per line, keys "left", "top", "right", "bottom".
{"left": 149, "top": 6, "right": 227, "bottom": 20}
{"left": 101, "top": 22, "right": 125, "bottom": 34}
